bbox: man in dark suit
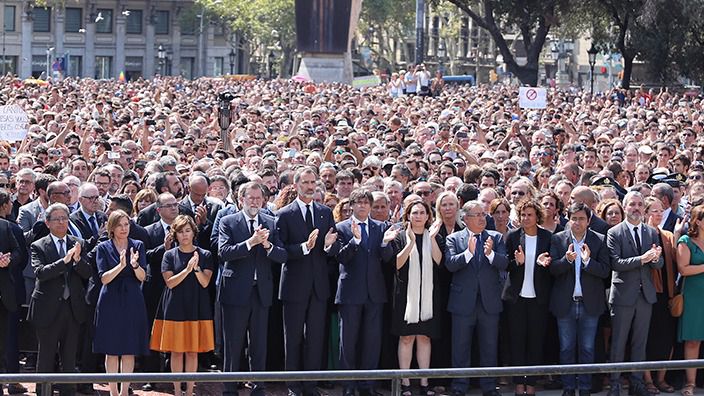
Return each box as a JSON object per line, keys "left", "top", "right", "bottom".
{"left": 276, "top": 166, "right": 340, "bottom": 396}
{"left": 141, "top": 192, "right": 181, "bottom": 390}
{"left": 335, "top": 189, "right": 396, "bottom": 396}
{"left": 651, "top": 183, "right": 681, "bottom": 233}
{"left": 70, "top": 183, "right": 107, "bottom": 253}
{"left": 606, "top": 192, "right": 663, "bottom": 396}
{"left": 29, "top": 203, "right": 92, "bottom": 396}
{"left": 181, "top": 173, "right": 222, "bottom": 251}
{"left": 550, "top": 203, "right": 611, "bottom": 396}
{"left": 218, "top": 182, "right": 287, "bottom": 396}
{"left": 26, "top": 181, "right": 83, "bottom": 245}
{"left": 136, "top": 172, "right": 187, "bottom": 227}
{"left": 445, "top": 200, "right": 508, "bottom": 396}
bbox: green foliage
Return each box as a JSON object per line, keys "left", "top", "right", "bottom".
{"left": 214, "top": 0, "right": 295, "bottom": 50}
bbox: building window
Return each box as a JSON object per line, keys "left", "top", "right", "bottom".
{"left": 126, "top": 10, "right": 142, "bottom": 34}
{"left": 95, "top": 56, "right": 112, "bottom": 79}
{"left": 125, "top": 56, "right": 143, "bottom": 80}
{"left": 4, "top": 5, "right": 15, "bottom": 32}
{"left": 155, "top": 10, "right": 169, "bottom": 35}
{"left": 96, "top": 9, "right": 112, "bottom": 33}
{"left": 68, "top": 56, "right": 82, "bottom": 77}
{"left": 180, "top": 57, "right": 194, "bottom": 79}
{"left": 214, "top": 57, "right": 224, "bottom": 76}
{"left": 65, "top": 8, "right": 82, "bottom": 33}
{"left": 0, "top": 56, "right": 16, "bottom": 74}
{"left": 33, "top": 7, "right": 51, "bottom": 32}
{"left": 31, "top": 55, "right": 48, "bottom": 78}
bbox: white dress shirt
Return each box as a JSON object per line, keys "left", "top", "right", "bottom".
{"left": 463, "top": 229, "right": 496, "bottom": 264}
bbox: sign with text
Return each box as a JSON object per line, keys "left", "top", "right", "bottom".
{"left": 352, "top": 75, "right": 382, "bottom": 89}
{"left": 518, "top": 87, "right": 547, "bottom": 109}
{"left": 0, "top": 105, "right": 29, "bottom": 142}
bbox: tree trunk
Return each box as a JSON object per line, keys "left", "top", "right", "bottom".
{"left": 621, "top": 54, "right": 633, "bottom": 90}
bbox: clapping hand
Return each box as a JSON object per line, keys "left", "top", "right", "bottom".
{"left": 514, "top": 245, "right": 525, "bottom": 265}
{"left": 63, "top": 245, "right": 77, "bottom": 264}
{"left": 581, "top": 243, "right": 591, "bottom": 262}
{"left": 195, "top": 205, "right": 208, "bottom": 226}
{"left": 351, "top": 221, "right": 361, "bottom": 240}
{"left": 0, "top": 253, "right": 10, "bottom": 268}
{"left": 566, "top": 244, "right": 577, "bottom": 263}
{"left": 164, "top": 232, "right": 174, "bottom": 250}
{"left": 537, "top": 252, "right": 551, "bottom": 267}
{"left": 467, "top": 234, "right": 477, "bottom": 255}
{"left": 405, "top": 224, "right": 415, "bottom": 246}
{"left": 484, "top": 237, "right": 494, "bottom": 256}
{"left": 383, "top": 225, "right": 400, "bottom": 244}
{"left": 325, "top": 228, "right": 338, "bottom": 247}
{"left": 306, "top": 229, "right": 319, "bottom": 250}
{"left": 429, "top": 221, "right": 442, "bottom": 239}
{"left": 72, "top": 242, "right": 81, "bottom": 262}
{"left": 130, "top": 248, "right": 140, "bottom": 268}
{"left": 187, "top": 251, "right": 199, "bottom": 272}
{"left": 119, "top": 249, "right": 127, "bottom": 268}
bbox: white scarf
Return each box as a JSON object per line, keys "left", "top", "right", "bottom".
{"left": 404, "top": 229, "right": 434, "bottom": 324}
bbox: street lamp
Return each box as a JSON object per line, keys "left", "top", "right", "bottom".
{"left": 268, "top": 50, "right": 275, "bottom": 79}
{"left": 228, "top": 48, "right": 235, "bottom": 75}
{"left": 587, "top": 44, "right": 598, "bottom": 96}
{"left": 157, "top": 44, "right": 166, "bottom": 75}
{"left": 217, "top": 91, "right": 234, "bottom": 152}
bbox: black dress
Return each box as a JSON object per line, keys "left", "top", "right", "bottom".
{"left": 149, "top": 246, "right": 215, "bottom": 353}
{"left": 390, "top": 232, "right": 441, "bottom": 338}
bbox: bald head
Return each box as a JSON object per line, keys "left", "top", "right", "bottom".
{"left": 570, "top": 186, "right": 598, "bottom": 209}
{"left": 188, "top": 174, "right": 210, "bottom": 205}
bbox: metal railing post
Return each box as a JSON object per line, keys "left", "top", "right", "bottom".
{"left": 391, "top": 377, "right": 401, "bottom": 396}
{"left": 41, "top": 381, "right": 52, "bottom": 395}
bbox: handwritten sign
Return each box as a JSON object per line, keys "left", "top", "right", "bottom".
{"left": 0, "top": 105, "right": 29, "bottom": 142}
{"left": 518, "top": 87, "right": 547, "bottom": 109}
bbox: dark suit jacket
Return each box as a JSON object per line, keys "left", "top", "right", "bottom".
{"left": 662, "top": 209, "right": 681, "bottom": 233}
{"left": 211, "top": 205, "right": 239, "bottom": 255}
{"left": 504, "top": 227, "right": 553, "bottom": 305}
{"left": 69, "top": 209, "right": 107, "bottom": 253}
{"left": 549, "top": 229, "right": 611, "bottom": 317}
{"left": 606, "top": 221, "right": 664, "bottom": 306}
{"left": 334, "top": 218, "right": 394, "bottom": 305}
{"left": 28, "top": 234, "right": 92, "bottom": 327}
{"left": 136, "top": 200, "right": 194, "bottom": 227}
{"left": 0, "top": 219, "right": 21, "bottom": 312}
{"left": 144, "top": 222, "right": 169, "bottom": 291}
{"left": 7, "top": 219, "right": 27, "bottom": 307}
{"left": 217, "top": 211, "right": 287, "bottom": 307}
{"left": 445, "top": 228, "right": 508, "bottom": 316}
{"left": 589, "top": 214, "right": 610, "bottom": 235}
{"left": 276, "top": 200, "right": 340, "bottom": 302}
{"left": 180, "top": 197, "right": 223, "bottom": 252}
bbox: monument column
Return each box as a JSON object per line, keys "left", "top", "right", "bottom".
{"left": 84, "top": 7, "right": 96, "bottom": 78}
{"left": 170, "top": 6, "right": 181, "bottom": 76}
{"left": 115, "top": 6, "right": 126, "bottom": 79}
{"left": 144, "top": 5, "right": 156, "bottom": 78}
{"left": 20, "top": 4, "right": 33, "bottom": 78}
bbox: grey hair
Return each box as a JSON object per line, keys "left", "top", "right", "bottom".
{"left": 623, "top": 190, "right": 644, "bottom": 207}
{"left": 16, "top": 168, "right": 37, "bottom": 181}
{"left": 460, "top": 200, "right": 484, "bottom": 218}
{"left": 45, "top": 203, "right": 70, "bottom": 221}
{"left": 159, "top": 155, "right": 178, "bottom": 168}
{"left": 371, "top": 191, "right": 390, "bottom": 204}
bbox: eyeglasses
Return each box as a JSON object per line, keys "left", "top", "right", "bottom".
{"left": 50, "top": 191, "right": 71, "bottom": 196}
{"left": 18, "top": 180, "right": 33, "bottom": 185}
{"left": 159, "top": 203, "right": 179, "bottom": 209}
{"left": 466, "top": 212, "right": 485, "bottom": 218}
{"left": 416, "top": 190, "right": 432, "bottom": 197}
{"left": 48, "top": 216, "right": 69, "bottom": 223}
{"left": 81, "top": 195, "right": 100, "bottom": 201}
{"left": 689, "top": 175, "right": 703, "bottom": 180}
{"left": 430, "top": 160, "right": 442, "bottom": 165}
{"left": 110, "top": 142, "right": 120, "bottom": 146}
{"left": 0, "top": 183, "right": 7, "bottom": 188}
{"left": 511, "top": 190, "right": 526, "bottom": 196}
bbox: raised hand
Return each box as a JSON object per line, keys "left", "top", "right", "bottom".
{"left": 0, "top": 253, "right": 10, "bottom": 268}
{"left": 72, "top": 242, "right": 82, "bottom": 262}
{"left": 537, "top": 252, "right": 551, "bottom": 267}
{"left": 484, "top": 237, "right": 494, "bottom": 256}
{"left": 390, "top": 205, "right": 401, "bottom": 223}
{"left": 581, "top": 243, "right": 591, "bottom": 262}
{"left": 566, "top": 243, "right": 577, "bottom": 263}
{"left": 324, "top": 227, "right": 338, "bottom": 247}
{"left": 351, "top": 221, "right": 361, "bottom": 240}
{"left": 306, "top": 229, "right": 319, "bottom": 250}
{"left": 429, "top": 221, "right": 442, "bottom": 239}
{"left": 164, "top": 232, "right": 174, "bottom": 250}
{"left": 119, "top": 249, "right": 127, "bottom": 268}
{"left": 467, "top": 234, "right": 477, "bottom": 255}
{"left": 515, "top": 245, "right": 525, "bottom": 265}
{"left": 131, "top": 248, "right": 140, "bottom": 267}
{"left": 187, "top": 251, "right": 199, "bottom": 272}
{"left": 383, "top": 226, "right": 400, "bottom": 244}
{"left": 195, "top": 205, "right": 208, "bottom": 225}
{"left": 259, "top": 227, "right": 272, "bottom": 249}
{"left": 405, "top": 224, "right": 416, "bottom": 246}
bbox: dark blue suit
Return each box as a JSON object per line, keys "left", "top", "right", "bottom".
{"left": 276, "top": 200, "right": 339, "bottom": 393}
{"left": 218, "top": 211, "right": 287, "bottom": 396}
{"left": 334, "top": 218, "right": 393, "bottom": 390}
{"left": 445, "top": 229, "right": 508, "bottom": 393}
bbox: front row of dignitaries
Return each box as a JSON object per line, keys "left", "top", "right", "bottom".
{"left": 23, "top": 169, "right": 667, "bottom": 396}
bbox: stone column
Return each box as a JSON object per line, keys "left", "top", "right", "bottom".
{"left": 170, "top": 10, "right": 181, "bottom": 76}
{"left": 84, "top": 10, "right": 96, "bottom": 78}
{"left": 204, "top": 23, "right": 214, "bottom": 77}
{"left": 115, "top": 9, "right": 126, "bottom": 79}
{"left": 20, "top": 6, "right": 32, "bottom": 78}
{"left": 54, "top": 7, "right": 64, "bottom": 58}
{"left": 144, "top": 19, "right": 155, "bottom": 78}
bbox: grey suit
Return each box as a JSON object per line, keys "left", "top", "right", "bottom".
{"left": 16, "top": 199, "right": 44, "bottom": 233}
{"left": 606, "top": 221, "right": 664, "bottom": 390}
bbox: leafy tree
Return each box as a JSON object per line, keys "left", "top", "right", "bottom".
{"left": 359, "top": 0, "right": 415, "bottom": 70}
{"left": 441, "top": 0, "right": 571, "bottom": 86}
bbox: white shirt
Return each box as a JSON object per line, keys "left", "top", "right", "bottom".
{"left": 160, "top": 219, "right": 171, "bottom": 236}
{"left": 50, "top": 233, "right": 68, "bottom": 257}
{"left": 296, "top": 198, "right": 315, "bottom": 255}
{"left": 570, "top": 232, "right": 591, "bottom": 298}
{"left": 628, "top": 221, "right": 644, "bottom": 252}
{"left": 463, "top": 229, "right": 496, "bottom": 264}
{"left": 519, "top": 235, "right": 538, "bottom": 298}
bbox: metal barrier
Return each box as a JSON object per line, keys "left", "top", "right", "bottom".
{"left": 12, "top": 359, "right": 704, "bottom": 396}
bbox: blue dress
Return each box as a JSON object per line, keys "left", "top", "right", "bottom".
{"left": 93, "top": 238, "right": 150, "bottom": 356}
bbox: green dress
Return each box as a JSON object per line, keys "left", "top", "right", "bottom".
{"left": 678, "top": 235, "right": 704, "bottom": 341}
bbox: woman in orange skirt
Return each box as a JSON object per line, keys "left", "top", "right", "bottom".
{"left": 150, "top": 215, "right": 214, "bottom": 396}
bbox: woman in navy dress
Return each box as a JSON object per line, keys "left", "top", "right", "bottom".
{"left": 150, "top": 215, "right": 214, "bottom": 396}
{"left": 94, "top": 210, "right": 149, "bottom": 396}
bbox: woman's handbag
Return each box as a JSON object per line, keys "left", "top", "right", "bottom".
{"left": 669, "top": 277, "right": 685, "bottom": 317}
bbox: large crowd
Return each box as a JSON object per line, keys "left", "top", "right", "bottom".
{"left": 0, "top": 71, "right": 703, "bottom": 396}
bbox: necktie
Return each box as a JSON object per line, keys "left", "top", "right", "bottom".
{"left": 305, "top": 204, "right": 314, "bottom": 230}
{"left": 58, "top": 239, "right": 70, "bottom": 300}
{"left": 473, "top": 235, "right": 483, "bottom": 268}
{"left": 249, "top": 219, "right": 255, "bottom": 236}
{"left": 633, "top": 226, "right": 642, "bottom": 253}
{"left": 89, "top": 215, "right": 99, "bottom": 237}
{"left": 360, "top": 223, "right": 368, "bottom": 247}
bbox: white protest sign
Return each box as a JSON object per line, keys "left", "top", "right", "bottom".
{"left": 518, "top": 87, "right": 547, "bottom": 109}
{"left": 0, "top": 105, "right": 29, "bottom": 142}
